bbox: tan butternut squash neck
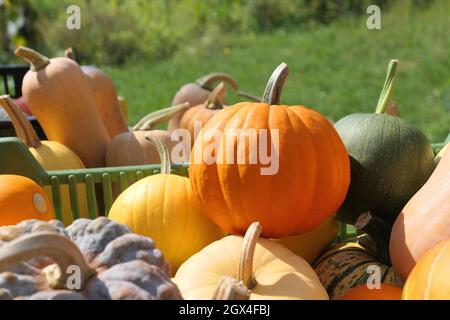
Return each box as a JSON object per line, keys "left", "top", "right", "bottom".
{"left": 0, "top": 233, "right": 95, "bottom": 290}
{"left": 14, "top": 46, "right": 50, "bottom": 72}
{"left": 204, "top": 82, "right": 226, "bottom": 110}
{"left": 0, "top": 95, "right": 41, "bottom": 148}
{"left": 262, "top": 63, "right": 290, "bottom": 105}
{"left": 212, "top": 276, "right": 250, "bottom": 300}
{"left": 237, "top": 222, "right": 262, "bottom": 290}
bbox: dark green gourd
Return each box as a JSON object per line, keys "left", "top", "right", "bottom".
{"left": 334, "top": 60, "right": 435, "bottom": 232}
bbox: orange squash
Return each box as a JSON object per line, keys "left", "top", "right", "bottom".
{"left": 0, "top": 175, "right": 54, "bottom": 225}
{"left": 340, "top": 283, "right": 402, "bottom": 300}
{"left": 402, "top": 239, "right": 450, "bottom": 300}
{"left": 65, "top": 48, "right": 129, "bottom": 139}
{"left": 189, "top": 63, "right": 350, "bottom": 238}
{"left": 178, "top": 82, "right": 227, "bottom": 146}
{"left": 389, "top": 145, "right": 450, "bottom": 280}
{"left": 15, "top": 46, "right": 110, "bottom": 168}
{"left": 0, "top": 95, "right": 88, "bottom": 225}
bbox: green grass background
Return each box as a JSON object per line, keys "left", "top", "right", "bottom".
{"left": 106, "top": 1, "right": 449, "bottom": 143}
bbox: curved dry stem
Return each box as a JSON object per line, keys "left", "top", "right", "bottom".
{"left": 237, "top": 222, "right": 262, "bottom": 290}
{"left": 262, "top": 63, "right": 290, "bottom": 105}
{"left": 212, "top": 276, "right": 251, "bottom": 300}
{"left": 14, "top": 46, "right": 50, "bottom": 72}
{"left": 133, "top": 102, "right": 190, "bottom": 131}
{"left": 0, "top": 232, "right": 94, "bottom": 290}
{"left": 196, "top": 72, "right": 238, "bottom": 91}
{"left": 236, "top": 91, "right": 261, "bottom": 102}
{"left": 204, "top": 82, "right": 226, "bottom": 110}
{"left": 145, "top": 134, "right": 171, "bottom": 175}
{"left": 0, "top": 95, "right": 41, "bottom": 148}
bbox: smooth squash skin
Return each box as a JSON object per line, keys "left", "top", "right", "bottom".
{"left": 389, "top": 146, "right": 450, "bottom": 280}
{"left": 15, "top": 47, "right": 110, "bottom": 168}
{"left": 334, "top": 60, "right": 435, "bottom": 232}
{"left": 340, "top": 283, "right": 402, "bottom": 300}
{"left": 0, "top": 175, "right": 54, "bottom": 225}
{"left": 272, "top": 216, "right": 339, "bottom": 264}
{"left": 174, "top": 223, "right": 329, "bottom": 300}
{"left": 0, "top": 96, "right": 89, "bottom": 225}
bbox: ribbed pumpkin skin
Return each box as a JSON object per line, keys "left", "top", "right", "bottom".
{"left": 0, "top": 175, "right": 54, "bottom": 225}
{"left": 178, "top": 105, "right": 222, "bottom": 146}
{"left": 29, "top": 141, "right": 89, "bottom": 225}
{"left": 334, "top": 113, "right": 435, "bottom": 226}
{"left": 314, "top": 235, "right": 403, "bottom": 300}
{"left": 402, "top": 239, "right": 450, "bottom": 300}
{"left": 190, "top": 102, "right": 350, "bottom": 238}
{"left": 174, "top": 235, "right": 329, "bottom": 300}
{"left": 21, "top": 57, "right": 111, "bottom": 168}
{"left": 272, "top": 216, "right": 339, "bottom": 264}
{"left": 108, "top": 174, "right": 225, "bottom": 274}
{"left": 390, "top": 146, "right": 450, "bottom": 280}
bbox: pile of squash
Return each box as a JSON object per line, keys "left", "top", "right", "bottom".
{"left": 0, "top": 46, "right": 449, "bottom": 300}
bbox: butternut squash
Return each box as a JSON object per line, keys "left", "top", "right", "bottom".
{"left": 65, "top": 48, "right": 129, "bottom": 139}
{"left": 15, "top": 46, "right": 110, "bottom": 168}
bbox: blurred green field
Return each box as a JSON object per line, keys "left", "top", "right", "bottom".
{"left": 106, "top": 1, "right": 449, "bottom": 143}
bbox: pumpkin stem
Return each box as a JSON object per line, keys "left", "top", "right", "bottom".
{"left": 196, "top": 72, "right": 238, "bottom": 92}
{"left": 262, "top": 63, "right": 290, "bottom": 105}
{"left": 145, "top": 134, "right": 171, "bottom": 175}
{"left": 0, "top": 95, "right": 41, "bottom": 148}
{"left": 0, "top": 232, "right": 95, "bottom": 290}
{"left": 14, "top": 46, "right": 50, "bottom": 72}
{"left": 133, "top": 102, "right": 190, "bottom": 131}
{"left": 65, "top": 47, "right": 76, "bottom": 61}
{"left": 236, "top": 91, "right": 261, "bottom": 102}
{"left": 375, "top": 59, "right": 399, "bottom": 115}
{"left": 212, "top": 276, "right": 251, "bottom": 300}
{"left": 237, "top": 222, "right": 262, "bottom": 290}
{"left": 204, "top": 82, "right": 226, "bottom": 110}
{"left": 355, "top": 212, "right": 392, "bottom": 265}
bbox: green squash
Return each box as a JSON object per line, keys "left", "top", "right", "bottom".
{"left": 334, "top": 60, "right": 435, "bottom": 230}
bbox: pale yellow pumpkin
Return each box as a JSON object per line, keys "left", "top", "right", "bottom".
{"left": 108, "top": 134, "right": 225, "bottom": 274}
{"left": 174, "top": 222, "right": 329, "bottom": 300}
{"left": 0, "top": 95, "right": 89, "bottom": 225}
{"left": 272, "top": 216, "right": 339, "bottom": 264}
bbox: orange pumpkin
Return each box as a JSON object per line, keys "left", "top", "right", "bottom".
{"left": 340, "top": 283, "right": 402, "bottom": 300}
{"left": 189, "top": 63, "right": 350, "bottom": 238}
{"left": 0, "top": 175, "right": 54, "bottom": 226}
{"left": 178, "top": 82, "right": 227, "bottom": 146}
{"left": 402, "top": 239, "right": 450, "bottom": 300}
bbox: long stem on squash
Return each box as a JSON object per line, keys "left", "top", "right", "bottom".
{"left": 237, "top": 222, "right": 262, "bottom": 290}
{"left": 375, "top": 59, "right": 399, "bottom": 114}
{"left": 145, "top": 134, "right": 171, "bottom": 175}
{"left": 14, "top": 46, "right": 50, "bottom": 72}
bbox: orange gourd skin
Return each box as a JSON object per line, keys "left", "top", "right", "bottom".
{"left": 402, "top": 239, "right": 450, "bottom": 300}
{"left": 20, "top": 54, "right": 110, "bottom": 168}
{"left": 81, "top": 65, "right": 129, "bottom": 139}
{"left": 190, "top": 102, "right": 350, "bottom": 238}
{"left": 340, "top": 284, "right": 402, "bottom": 300}
{"left": 389, "top": 146, "right": 450, "bottom": 280}
{"left": 0, "top": 175, "right": 54, "bottom": 225}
